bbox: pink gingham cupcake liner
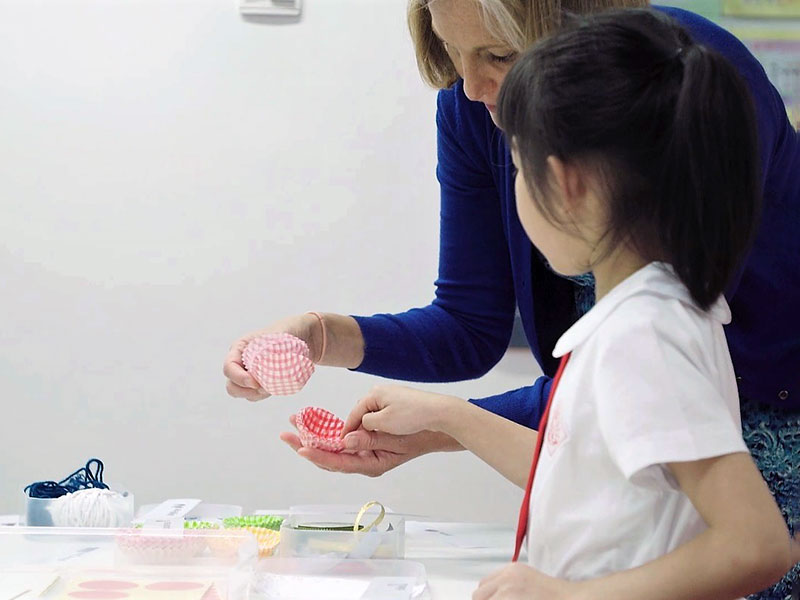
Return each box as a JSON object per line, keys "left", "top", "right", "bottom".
{"left": 242, "top": 333, "right": 314, "bottom": 395}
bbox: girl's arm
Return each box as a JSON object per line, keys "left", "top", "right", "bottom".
{"left": 573, "top": 452, "right": 790, "bottom": 600}
{"left": 342, "top": 385, "right": 536, "bottom": 488}
{"left": 474, "top": 452, "right": 790, "bottom": 600}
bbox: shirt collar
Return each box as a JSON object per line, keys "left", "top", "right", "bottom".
{"left": 552, "top": 262, "right": 731, "bottom": 357}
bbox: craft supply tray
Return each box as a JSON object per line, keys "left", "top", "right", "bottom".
{"left": 278, "top": 512, "right": 405, "bottom": 559}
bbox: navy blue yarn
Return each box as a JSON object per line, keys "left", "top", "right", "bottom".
{"left": 24, "top": 458, "right": 108, "bottom": 498}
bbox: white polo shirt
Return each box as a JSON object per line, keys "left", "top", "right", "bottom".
{"left": 527, "top": 262, "right": 748, "bottom": 583}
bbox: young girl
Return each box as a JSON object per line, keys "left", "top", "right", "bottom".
{"left": 341, "top": 9, "right": 792, "bottom": 599}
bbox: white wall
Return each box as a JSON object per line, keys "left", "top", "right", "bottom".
{"left": 0, "top": 0, "right": 541, "bottom": 523}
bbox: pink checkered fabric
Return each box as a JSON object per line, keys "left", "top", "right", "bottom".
{"left": 295, "top": 407, "right": 346, "bottom": 453}
{"left": 242, "top": 333, "right": 315, "bottom": 396}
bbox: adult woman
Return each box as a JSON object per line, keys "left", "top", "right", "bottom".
{"left": 224, "top": 1, "right": 799, "bottom": 596}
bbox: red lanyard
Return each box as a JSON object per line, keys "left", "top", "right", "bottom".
{"left": 512, "top": 352, "right": 571, "bottom": 562}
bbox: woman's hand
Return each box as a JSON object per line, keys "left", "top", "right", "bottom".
{"left": 223, "top": 313, "right": 364, "bottom": 402}
{"left": 473, "top": 563, "right": 581, "bottom": 600}
{"left": 342, "top": 385, "right": 462, "bottom": 437}
{"left": 222, "top": 313, "right": 324, "bottom": 402}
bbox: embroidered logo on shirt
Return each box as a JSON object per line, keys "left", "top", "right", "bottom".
{"left": 546, "top": 404, "right": 568, "bottom": 455}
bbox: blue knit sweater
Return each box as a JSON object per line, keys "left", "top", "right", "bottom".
{"left": 353, "top": 6, "right": 800, "bottom": 428}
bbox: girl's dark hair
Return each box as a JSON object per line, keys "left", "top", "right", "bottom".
{"left": 497, "top": 8, "right": 761, "bottom": 310}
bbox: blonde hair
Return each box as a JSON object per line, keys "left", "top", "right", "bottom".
{"left": 408, "top": 0, "right": 649, "bottom": 88}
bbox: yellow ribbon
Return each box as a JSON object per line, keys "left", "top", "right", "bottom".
{"left": 353, "top": 500, "right": 385, "bottom": 533}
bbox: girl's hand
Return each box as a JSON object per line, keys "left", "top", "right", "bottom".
{"left": 473, "top": 563, "right": 581, "bottom": 600}
{"left": 342, "top": 385, "right": 462, "bottom": 437}
{"left": 281, "top": 413, "right": 463, "bottom": 477}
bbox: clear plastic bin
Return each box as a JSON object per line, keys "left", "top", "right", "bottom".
{"left": 23, "top": 485, "right": 134, "bottom": 527}
{"left": 0, "top": 526, "right": 258, "bottom": 599}
{"left": 278, "top": 512, "right": 405, "bottom": 559}
{"left": 252, "top": 558, "right": 429, "bottom": 599}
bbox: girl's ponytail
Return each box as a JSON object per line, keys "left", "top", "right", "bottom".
{"left": 658, "top": 43, "right": 761, "bottom": 309}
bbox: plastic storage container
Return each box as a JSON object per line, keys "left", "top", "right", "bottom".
{"left": 279, "top": 511, "right": 405, "bottom": 559}
{"left": 0, "top": 526, "right": 258, "bottom": 599}
{"left": 23, "top": 485, "right": 135, "bottom": 527}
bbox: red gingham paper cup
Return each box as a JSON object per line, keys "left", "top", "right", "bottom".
{"left": 242, "top": 333, "right": 315, "bottom": 395}
{"left": 295, "top": 407, "right": 346, "bottom": 453}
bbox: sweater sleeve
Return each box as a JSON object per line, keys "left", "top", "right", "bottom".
{"left": 352, "top": 83, "right": 516, "bottom": 382}
{"left": 468, "top": 375, "right": 552, "bottom": 429}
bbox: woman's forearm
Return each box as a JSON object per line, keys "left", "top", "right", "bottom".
{"left": 312, "top": 313, "right": 365, "bottom": 369}
{"left": 433, "top": 399, "right": 536, "bottom": 488}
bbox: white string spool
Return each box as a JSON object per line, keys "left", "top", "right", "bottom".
{"left": 48, "top": 488, "right": 131, "bottom": 527}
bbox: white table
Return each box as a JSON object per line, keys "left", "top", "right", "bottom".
{"left": 404, "top": 521, "right": 516, "bottom": 598}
